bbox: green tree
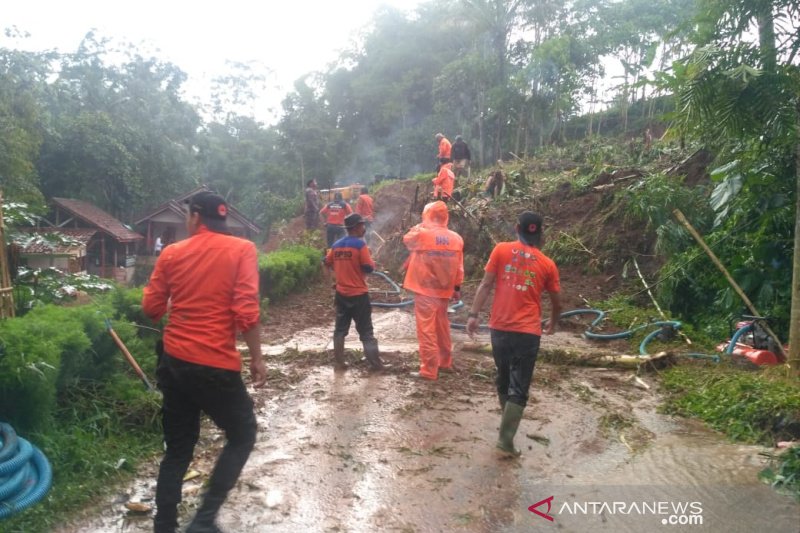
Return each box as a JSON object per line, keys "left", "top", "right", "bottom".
{"left": 666, "top": 0, "right": 799, "bottom": 373}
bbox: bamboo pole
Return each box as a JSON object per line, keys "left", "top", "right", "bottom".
{"left": 105, "top": 319, "right": 154, "bottom": 390}
{"left": 0, "top": 191, "right": 15, "bottom": 319}
{"left": 673, "top": 209, "right": 786, "bottom": 362}
{"left": 632, "top": 256, "right": 691, "bottom": 345}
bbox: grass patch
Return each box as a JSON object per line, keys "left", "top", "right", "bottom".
{"left": 660, "top": 364, "right": 800, "bottom": 444}
{"left": 3, "top": 384, "right": 162, "bottom": 533}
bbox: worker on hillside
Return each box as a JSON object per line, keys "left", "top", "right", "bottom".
{"left": 451, "top": 135, "right": 471, "bottom": 178}
{"left": 324, "top": 213, "right": 384, "bottom": 371}
{"left": 433, "top": 161, "right": 455, "bottom": 200}
{"left": 484, "top": 170, "right": 504, "bottom": 198}
{"left": 466, "top": 212, "right": 561, "bottom": 457}
{"left": 143, "top": 191, "right": 267, "bottom": 533}
{"left": 435, "top": 133, "right": 451, "bottom": 170}
{"left": 403, "top": 201, "right": 464, "bottom": 380}
{"left": 320, "top": 191, "right": 353, "bottom": 248}
{"left": 354, "top": 186, "right": 375, "bottom": 244}
{"left": 304, "top": 179, "right": 320, "bottom": 230}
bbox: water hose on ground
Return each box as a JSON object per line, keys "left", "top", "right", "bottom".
{"left": 0, "top": 422, "right": 52, "bottom": 519}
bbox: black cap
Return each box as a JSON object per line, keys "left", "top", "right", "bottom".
{"left": 186, "top": 191, "right": 230, "bottom": 233}
{"left": 344, "top": 213, "right": 365, "bottom": 229}
{"left": 518, "top": 212, "right": 543, "bottom": 237}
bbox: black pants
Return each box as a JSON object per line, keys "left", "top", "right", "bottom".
{"left": 490, "top": 329, "right": 541, "bottom": 408}
{"left": 154, "top": 354, "right": 257, "bottom": 531}
{"left": 334, "top": 292, "right": 375, "bottom": 341}
{"left": 326, "top": 224, "right": 345, "bottom": 247}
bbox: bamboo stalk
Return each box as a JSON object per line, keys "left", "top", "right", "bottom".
{"left": 632, "top": 256, "right": 691, "bottom": 345}
{"left": 105, "top": 319, "right": 154, "bottom": 390}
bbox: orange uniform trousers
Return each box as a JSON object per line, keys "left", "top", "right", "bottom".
{"left": 414, "top": 294, "right": 453, "bottom": 379}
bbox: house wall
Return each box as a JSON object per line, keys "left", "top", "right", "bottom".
{"left": 23, "top": 255, "right": 72, "bottom": 271}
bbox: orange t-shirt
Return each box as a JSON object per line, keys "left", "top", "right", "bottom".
{"left": 355, "top": 194, "right": 375, "bottom": 222}
{"left": 142, "top": 226, "right": 260, "bottom": 371}
{"left": 485, "top": 241, "right": 560, "bottom": 335}
{"left": 320, "top": 201, "right": 352, "bottom": 225}
{"left": 324, "top": 236, "right": 375, "bottom": 296}
{"left": 438, "top": 137, "right": 452, "bottom": 159}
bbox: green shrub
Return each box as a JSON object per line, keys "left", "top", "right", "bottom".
{"left": 661, "top": 365, "right": 800, "bottom": 445}
{"left": 0, "top": 301, "right": 157, "bottom": 432}
{"left": 258, "top": 245, "right": 321, "bottom": 302}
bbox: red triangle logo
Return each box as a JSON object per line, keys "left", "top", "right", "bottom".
{"left": 529, "top": 496, "right": 555, "bottom": 522}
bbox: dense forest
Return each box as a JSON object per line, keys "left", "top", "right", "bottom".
{"left": 1, "top": 0, "right": 799, "bottom": 356}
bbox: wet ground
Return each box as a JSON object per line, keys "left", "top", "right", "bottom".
{"left": 56, "top": 308, "right": 799, "bottom": 533}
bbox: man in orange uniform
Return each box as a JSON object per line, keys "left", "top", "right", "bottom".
{"left": 466, "top": 212, "right": 561, "bottom": 457}
{"left": 354, "top": 186, "right": 375, "bottom": 243}
{"left": 324, "top": 213, "right": 384, "bottom": 370}
{"left": 320, "top": 191, "right": 353, "bottom": 248}
{"left": 143, "top": 191, "right": 267, "bottom": 533}
{"left": 432, "top": 162, "right": 455, "bottom": 200}
{"left": 434, "top": 132, "right": 451, "bottom": 170}
{"left": 403, "top": 201, "right": 464, "bottom": 380}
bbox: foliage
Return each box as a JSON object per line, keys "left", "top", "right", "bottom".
{"left": 620, "top": 172, "right": 714, "bottom": 255}
{"left": 543, "top": 231, "right": 597, "bottom": 269}
{"left": 258, "top": 245, "right": 321, "bottom": 302}
{"left": 0, "top": 289, "right": 157, "bottom": 432}
{"left": 3, "top": 381, "right": 161, "bottom": 533}
{"left": 661, "top": 364, "right": 800, "bottom": 445}
{"left": 759, "top": 446, "right": 800, "bottom": 501}
{"left": 13, "top": 267, "right": 114, "bottom": 315}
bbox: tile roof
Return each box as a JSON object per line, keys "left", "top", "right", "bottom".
{"left": 52, "top": 198, "right": 143, "bottom": 242}
{"left": 133, "top": 185, "right": 262, "bottom": 233}
{"left": 18, "top": 228, "right": 97, "bottom": 254}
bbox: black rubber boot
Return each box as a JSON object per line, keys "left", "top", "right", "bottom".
{"left": 496, "top": 402, "right": 524, "bottom": 457}
{"left": 333, "top": 335, "right": 348, "bottom": 370}
{"left": 362, "top": 339, "right": 384, "bottom": 370}
{"left": 186, "top": 493, "right": 226, "bottom": 533}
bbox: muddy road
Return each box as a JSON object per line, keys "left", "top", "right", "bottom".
{"left": 57, "top": 307, "right": 799, "bottom": 532}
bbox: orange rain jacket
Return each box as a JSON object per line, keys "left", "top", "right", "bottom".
{"left": 438, "top": 137, "right": 452, "bottom": 159}
{"left": 402, "top": 201, "right": 464, "bottom": 298}
{"left": 433, "top": 163, "right": 455, "bottom": 198}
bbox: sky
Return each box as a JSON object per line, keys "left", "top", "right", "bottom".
{"left": 2, "top": 0, "right": 424, "bottom": 124}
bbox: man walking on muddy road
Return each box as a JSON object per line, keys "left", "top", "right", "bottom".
{"left": 143, "top": 191, "right": 267, "bottom": 533}
{"left": 403, "top": 201, "right": 464, "bottom": 380}
{"left": 466, "top": 211, "right": 561, "bottom": 457}
{"left": 324, "top": 213, "right": 384, "bottom": 371}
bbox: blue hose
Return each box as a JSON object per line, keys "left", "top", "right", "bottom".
{"left": 0, "top": 423, "right": 52, "bottom": 519}
{"left": 367, "top": 274, "right": 702, "bottom": 360}
{"left": 726, "top": 322, "right": 753, "bottom": 354}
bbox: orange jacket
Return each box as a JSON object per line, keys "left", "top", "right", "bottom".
{"left": 355, "top": 194, "right": 375, "bottom": 222}
{"left": 438, "top": 137, "right": 452, "bottom": 159}
{"left": 320, "top": 201, "right": 352, "bottom": 225}
{"left": 433, "top": 163, "right": 455, "bottom": 197}
{"left": 402, "top": 201, "right": 464, "bottom": 298}
{"left": 142, "top": 226, "right": 260, "bottom": 371}
{"left": 324, "top": 236, "right": 375, "bottom": 296}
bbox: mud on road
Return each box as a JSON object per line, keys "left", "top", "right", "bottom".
{"left": 57, "top": 306, "right": 799, "bottom": 533}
